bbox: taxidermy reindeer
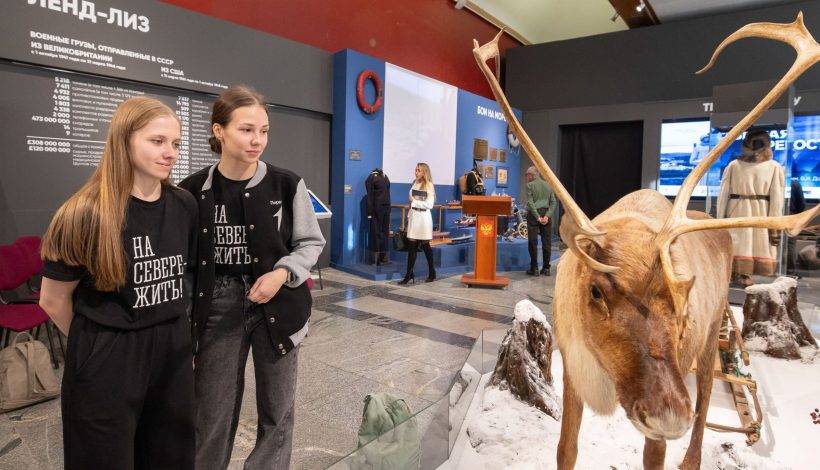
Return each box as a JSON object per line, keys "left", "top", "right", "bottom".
{"left": 474, "top": 13, "right": 820, "bottom": 470}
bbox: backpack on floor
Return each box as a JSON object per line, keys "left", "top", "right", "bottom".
{"left": 0, "top": 333, "right": 60, "bottom": 412}
{"left": 354, "top": 392, "right": 421, "bottom": 469}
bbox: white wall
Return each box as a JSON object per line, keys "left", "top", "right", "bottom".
{"left": 383, "top": 63, "right": 458, "bottom": 185}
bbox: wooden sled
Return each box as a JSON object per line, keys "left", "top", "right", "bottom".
{"left": 692, "top": 306, "right": 764, "bottom": 445}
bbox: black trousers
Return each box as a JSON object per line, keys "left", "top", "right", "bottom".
{"left": 527, "top": 212, "right": 552, "bottom": 270}
{"left": 369, "top": 205, "right": 391, "bottom": 255}
{"left": 62, "top": 314, "right": 194, "bottom": 470}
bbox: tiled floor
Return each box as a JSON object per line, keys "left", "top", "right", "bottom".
{"left": 2, "top": 264, "right": 817, "bottom": 470}
{"left": 0, "top": 267, "right": 554, "bottom": 470}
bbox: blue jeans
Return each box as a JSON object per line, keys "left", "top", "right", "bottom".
{"left": 194, "top": 275, "right": 299, "bottom": 470}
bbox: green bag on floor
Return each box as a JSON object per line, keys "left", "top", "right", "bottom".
{"left": 354, "top": 392, "right": 421, "bottom": 469}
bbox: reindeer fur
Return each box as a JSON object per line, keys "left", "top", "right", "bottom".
{"left": 553, "top": 190, "right": 731, "bottom": 468}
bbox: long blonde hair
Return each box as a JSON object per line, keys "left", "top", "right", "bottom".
{"left": 41, "top": 96, "right": 179, "bottom": 291}
{"left": 415, "top": 163, "right": 433, "bottom": 191}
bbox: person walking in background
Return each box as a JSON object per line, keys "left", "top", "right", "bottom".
{"left": 525, "top": 166, "right": 557, "bottom": 276}
{"left": 39, "top": 97, "right": 198, "bottom": 469}
{"left": 399, "top": 163, "right": 436, "bottom": 284}
{"left": 179, "top": 85, "right": 325, "bottom": 470}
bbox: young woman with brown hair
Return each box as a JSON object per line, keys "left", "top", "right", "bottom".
{"left": 179, "top": 85, "right": 325, "bottom": 470}
{"left": 39, "top": 96, "right": 198, "bottom": 469}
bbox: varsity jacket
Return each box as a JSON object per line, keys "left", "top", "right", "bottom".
{"left": 179, "top": 162, "right": 325, "bottom": 356}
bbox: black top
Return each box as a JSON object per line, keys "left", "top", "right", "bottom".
{"left": 212, "top": 168, "right": 253, "bottom": 275}
{"left": 365, "top": 169, "right": 391, "bottom": 215}
{"left": 42, "top": 186, "right": 198, "bottom": 330}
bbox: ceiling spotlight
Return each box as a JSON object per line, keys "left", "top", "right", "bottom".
{"left": 636, "top": 0, "right": 646, "bottom": 13}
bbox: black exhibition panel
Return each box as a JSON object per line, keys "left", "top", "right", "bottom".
{"left": 0, "top": 1, "right": 332, "bottom": 262}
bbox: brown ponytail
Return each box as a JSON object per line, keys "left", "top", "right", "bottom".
{"left": 209, "top": 85, "right": 266, "bottom": 153}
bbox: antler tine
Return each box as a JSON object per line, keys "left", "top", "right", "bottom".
{"left": 670, "top": 205, "right": 820, "bottom": 240}
{"left": 664, "top": 12, "right": 820, "bottom": 232}
{"left": 657, "top": 13, "right": 820, "bottom": 322}
{"left": 473, "top": 31, "right": 617, "bottom": 272}
{"left": 656, "top": 205, "right": 819, "bottom": 322}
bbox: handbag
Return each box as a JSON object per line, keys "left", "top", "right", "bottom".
{"left": 393, "top": 229, "right": 410, "bottom": 252}
{"left": 393, "top": 228, "right": 421, "bottom": 252}
{"left": 0, "top": 332, "right": 60, "bottom": 412}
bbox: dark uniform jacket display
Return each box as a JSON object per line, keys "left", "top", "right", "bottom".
{"left": 179, "top": 162, "right": 325, "bottom": 356}
{"left": 365, "top": 169, "right": 391, "bottom": 214}
{"left": 365, "top": 169, "right": 391, "bottom": 261}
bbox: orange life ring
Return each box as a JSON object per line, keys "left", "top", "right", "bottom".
{"left": 356, "top": 69, "right": 383, "bottom": 114}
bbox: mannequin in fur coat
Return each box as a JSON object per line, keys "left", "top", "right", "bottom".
{"left": 716, "top": 130, "right": 785, "bottom": 284}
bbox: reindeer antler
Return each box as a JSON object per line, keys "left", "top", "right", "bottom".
{"left": 658, "top": 12, "right": 820, "bottom": 322}
{"left": 473, "top": 31, "right": 617, "bottom": 272}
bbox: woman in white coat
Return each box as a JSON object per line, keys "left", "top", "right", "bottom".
{"left": 399, "top": 163, "right": 436, "bottom": 284}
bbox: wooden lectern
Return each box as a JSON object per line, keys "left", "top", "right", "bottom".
{"left": 460, "top": 195, "right": 512, "bottom": 288}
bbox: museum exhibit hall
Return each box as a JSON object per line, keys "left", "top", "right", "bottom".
{"left": 2, "top": 1, "right": 820, "bottom": 469}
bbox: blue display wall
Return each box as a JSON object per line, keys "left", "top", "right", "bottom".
{"left": 330, "top": 49, "right": 524, "bottom": 279}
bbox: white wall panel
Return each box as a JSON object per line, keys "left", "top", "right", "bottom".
{"left": 383, "top": 64, "right": 458, "bottom": 186}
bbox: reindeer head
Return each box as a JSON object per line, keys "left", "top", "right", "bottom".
{"left": 474, "top": 14, "right": 820, "bottom": 440}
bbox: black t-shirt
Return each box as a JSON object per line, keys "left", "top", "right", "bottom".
{"left": 212, "top": 168, "right": 253, "bottom": 275}
{"left": 42, "top": 186, "right": 198, "bottom": 330}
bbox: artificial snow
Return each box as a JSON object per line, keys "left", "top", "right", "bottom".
{"left": 444, "top": 306, "right": 820, "bottom": 469}
{"left": 744, "top": 276, "right": 798, "bottom": 305}
{"left": 514, "top": 299, "right": 549, "bottom": 325}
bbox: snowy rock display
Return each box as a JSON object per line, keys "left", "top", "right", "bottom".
{"left": 488, "top": 300, "right": 561, "bottom": 420}
{"left": 741, "top": 277, "right": 818, "bottom": 359}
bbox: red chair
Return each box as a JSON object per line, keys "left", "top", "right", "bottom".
{"left": 14, "top": 236, "right": 43, "bottom": 300}
{"left": 14, "top": 236, "right": 65, "bottom": 358}
{"left": 15, "top": 236, "right": 43, "bottom": 278}
{"left": 0, "top": 243, "right": 61, "bottom": 368}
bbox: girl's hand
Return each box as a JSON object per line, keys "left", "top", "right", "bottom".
{"left": 247, "top": 268, "right": 289, "bottom": 304}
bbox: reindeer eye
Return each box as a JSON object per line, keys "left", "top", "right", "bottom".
{"left": 591, "top": 285, "right": 603, "bottom": 300}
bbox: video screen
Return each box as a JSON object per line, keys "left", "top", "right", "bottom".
{"left": 658, "top": 119, "right": 711, "bottom": 197}
{"left": 658, "top": 116, "right": 820, "bottom": 199}
{"left": 791, "top": 115, "right": 820, "bottom": 199}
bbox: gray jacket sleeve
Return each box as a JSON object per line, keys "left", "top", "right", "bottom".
{"left": 274, "top": 179, "right": 326, "bottom": 287}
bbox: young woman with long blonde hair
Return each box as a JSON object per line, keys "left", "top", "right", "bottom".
{"left": 39, "top": 96, "right": 197, "bottom": 469}
{"left": 399, "top": 162, "right": 436, "bottom": 284}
